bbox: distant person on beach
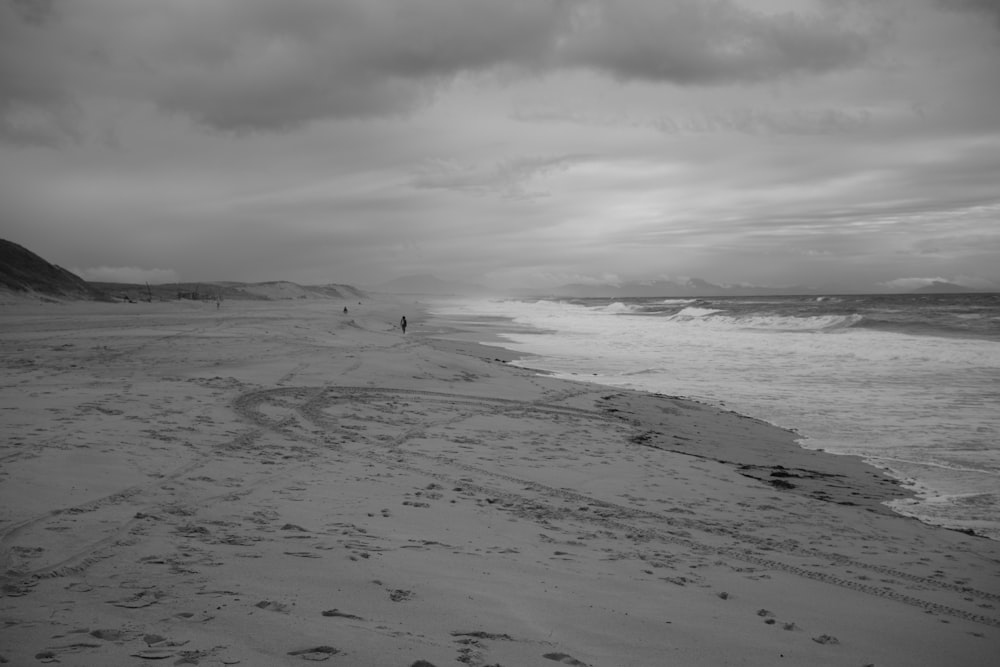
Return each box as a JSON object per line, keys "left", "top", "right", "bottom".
{"left": 400, "top": 316, "right": 407, "bottom": 334}
{"left": 343, "top": 306, "right": 348, "bottom": 314}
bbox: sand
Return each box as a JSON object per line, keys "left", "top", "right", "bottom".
{"left": 1, "top": 295, "right": 998, "bottom": 666}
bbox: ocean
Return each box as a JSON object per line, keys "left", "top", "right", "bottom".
{"left": 428, "top": 293, "right": 1000, "bottom": 540}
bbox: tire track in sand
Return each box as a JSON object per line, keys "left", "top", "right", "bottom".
{"left": 0, "top": 428, "right": 262, "bottom": 586}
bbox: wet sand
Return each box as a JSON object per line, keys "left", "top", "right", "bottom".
{"left": 1, "top": 296, "right": 998, "bottom": 666}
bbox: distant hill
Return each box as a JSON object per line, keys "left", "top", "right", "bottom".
{"left": 911, "top": 281, "right": 980, "bottom": 294}
{"left": 0, "top": 238, "right": 97, "bottom": 300}
{"left": 219, "top": 281, "right": 365, "bottom": 301}
{"left": 89, "top": 280, "right": 367, "bottom": 303}
{"left": 1, "top": 237, "right": 366, "bottom": 303}
{"left": 370, "top": 274, "right": 490, "bottom": 296}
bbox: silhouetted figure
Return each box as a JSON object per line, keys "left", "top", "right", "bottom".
{"left": 343, "top": 306, "right": 348, "bottom": 314}
{"left": 400, "top": 316, "right": 407, "bottom": 334}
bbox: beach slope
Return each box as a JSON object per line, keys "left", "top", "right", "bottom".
{"left": 1, "top": 297, "right": 997, "bottom": 666}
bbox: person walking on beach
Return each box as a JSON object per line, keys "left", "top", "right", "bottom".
{"left": 400, "top": 315, "right": 407, "bottom": 334}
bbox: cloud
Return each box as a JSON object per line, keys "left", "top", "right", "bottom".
{"left": 74, "top": 266, "right": 180, "bottom": 285}
{"left": 912, "top": 232, "right": 1000, "bottom": 256}
{"left": 150, "top": 1, "right": 574, "bottom": 131}
{"left": 936, "top": 0, "right": 1000, "bottom": 28}
{"left": 410, "top": 154, "right": 587, "bottom": 199}
{"left": 0, "top": 2, "right": 74, "bottom": 141}
{"left": 0, "top": 0, "right": 572, "bottom": 136}
{"left": 0, "top": 103, "right": 82, "bottom": 147}
{"left": 2, "top": 2, "right": 997, "bottom": 293}
{"left": 0, "top": 0, "right": 882, "bottom": 138}
{"left": 9, "top": 0, "right": 56, "bottom": 25}
{"left": 557, "top": 0, "right": 875, "bottom": 83}
{"left": 514, "top": 104, "right": 877, "bottom": 136}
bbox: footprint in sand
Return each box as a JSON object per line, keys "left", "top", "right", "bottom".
{"left": 389, "top": 588, "right": 414, "bottom": 602}
{"left": 287, "top": 645, "right": 340, "bottom": 661}
{"left": 173, "top": 611, "right": 215, "bottom": 623}
{"left": 2, "top": 581, "right": 35, "bottom": 597}
{"left": 451, "top": 631, "right": 514, "bottom": 641}
{"left": 281, "top": 523, "right": 311, "bottom": 532}
{"left": 107, "top": 589, "right": 164, "bottom": 608}
{"left": 130, "top": 649, "right": 177, "bottom": 660}
{"left": 321, "top": 609, "right": 364, "bottom": 620}
{"left": 543, "top": 652, "right": 590, "bottom": 666}
{"left": 89, "top": 628, "right": 126, "bottom": 641}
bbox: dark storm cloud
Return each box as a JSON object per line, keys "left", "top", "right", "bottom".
{"left": 0, "top": 0, "right": 73, "bottom": 143}
{"left": 936, "top": 0, "right": 1000, "bottom": 27}
{"left": 9, "top": 0, "right": 55, "bottom": 24}
{"left": 150, "top": 0, "right": 573, "bottom": 131}
{"left": 0, "top": 0, "right": 573, "bottom": 135}
{"left": 558, "top": 1, "right": 874, "bottom": 84}
{"left": 0, "top": 0, "right": 880, "bottom": 137}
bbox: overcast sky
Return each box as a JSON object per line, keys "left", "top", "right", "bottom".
{"left": 2, "top": 0, "right": 998, "bottom": 292}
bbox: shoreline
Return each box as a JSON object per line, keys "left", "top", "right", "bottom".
{"left": 1, "top": 296, "right": 998, "bottom": 665}
{"left": 420, "top": 299, "right": 999, "bottom": 541}
{"left": 419, "top": 307, "right": 919, "bottom": 521}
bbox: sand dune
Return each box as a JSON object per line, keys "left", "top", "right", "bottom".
{"left": 1, "top": 297, "right": 997, "bottom": 666}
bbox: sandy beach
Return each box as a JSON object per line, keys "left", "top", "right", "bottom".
{"left": 1, "top": 295, "right": 998, "bottom": 666}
